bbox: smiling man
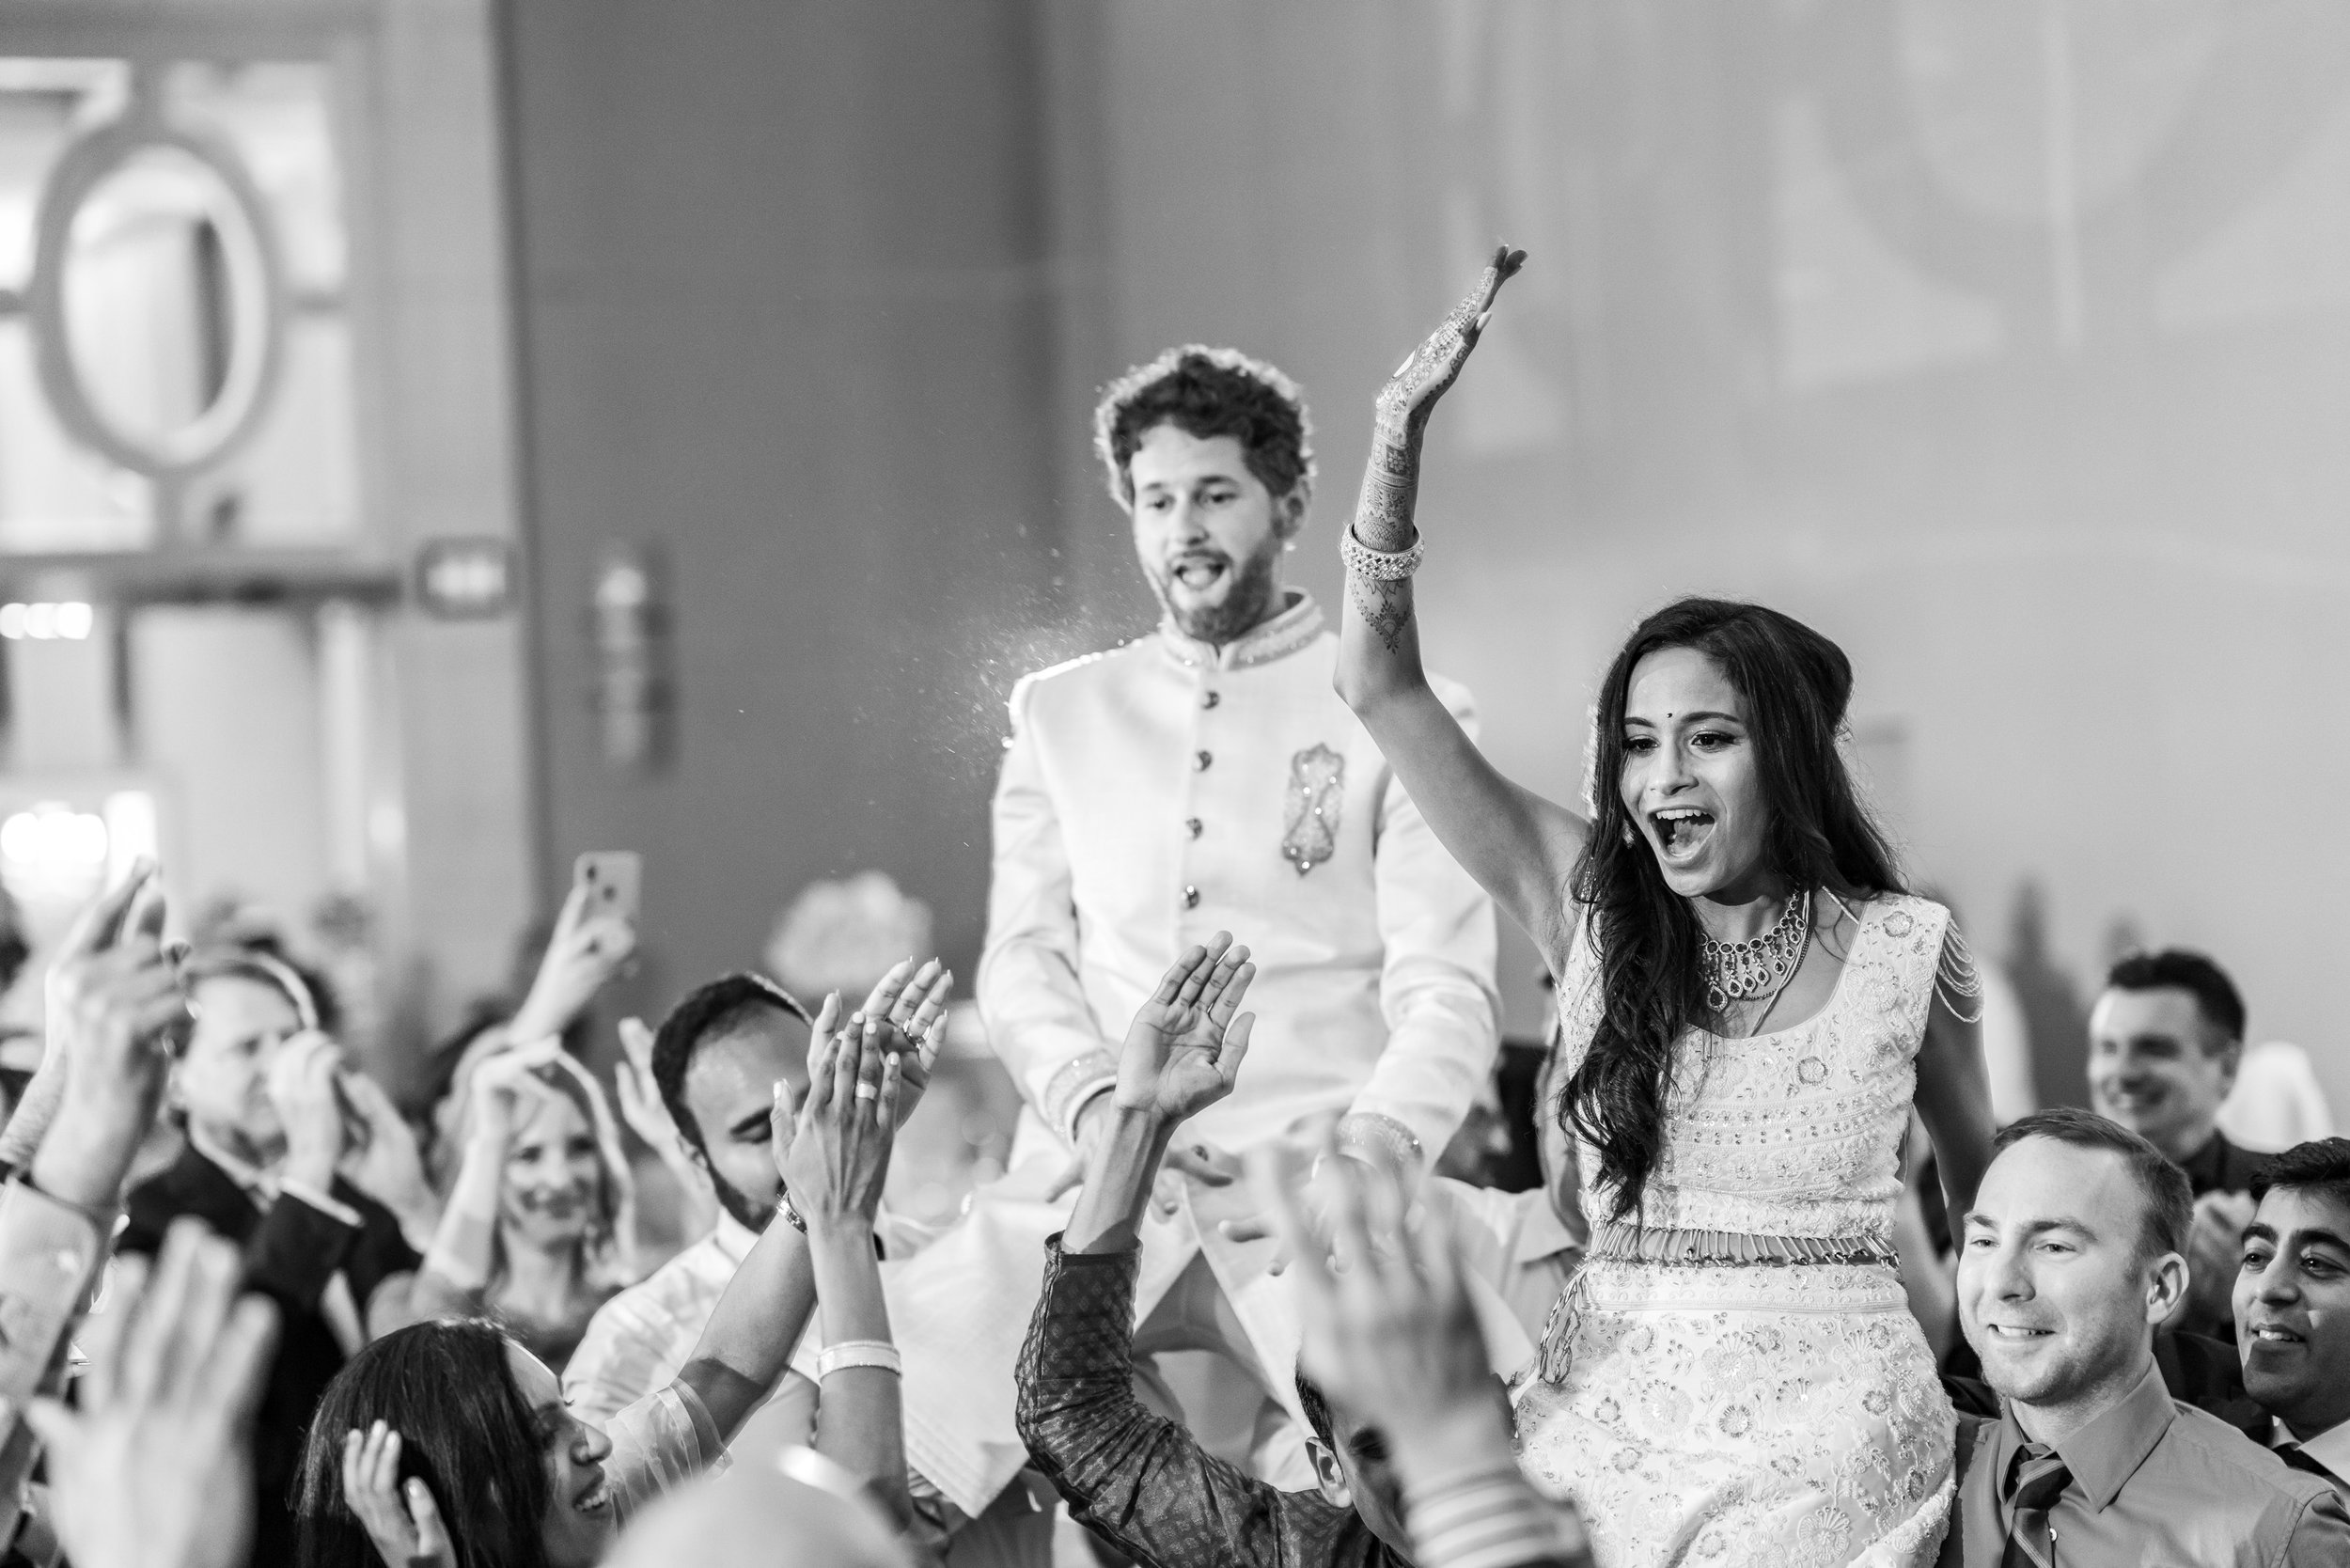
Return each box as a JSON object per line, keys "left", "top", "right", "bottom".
{"left": 2234, "top": 1138, "right": 2350, "bottom": 1498}
{"left": 1940, "top": 1107, "right": 2348, "bottom": 1566}
{"left": 2088, "top": 949, "right": 2265, "bottom": 1339}
{"left": 978, "top": 345, "right": 1499, "bottom": 1488}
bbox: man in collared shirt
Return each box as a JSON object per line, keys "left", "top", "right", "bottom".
{"left": 568, "top": 975, "right": 822, "bottom": 1443}
{"left": 2232, "top": 1137, "right": 2350, "bottom": 1500}
{"left": 122, "top": 950, "right": 419, "bottom": 1568}
{"left": 1942, "top": 1107, "right": 2349, "bottom": 1566}
{"left": 2087, "top": 949, "right": 2267, "bottom": 1339}
{"left": 563, "top": 974, "right": 1039, "bottom": 1565}
{"left": 979, "top": 345, "right": 1498, "bottom": 1491}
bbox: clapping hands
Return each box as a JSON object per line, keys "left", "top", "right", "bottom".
{"left": 1111, "top": 933, "right": 1256, "bottom": 1127}
{"left": 29, "top": 1219, "right": 280, "bottom": 1568}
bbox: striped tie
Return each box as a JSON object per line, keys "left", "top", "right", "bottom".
{"left": 2001, "top": 1441, "right": 2072, "bottom": 1568}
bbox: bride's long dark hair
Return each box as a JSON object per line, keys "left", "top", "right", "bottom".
{"left": 1564, "top": 598, "right": 1903, "bottom": 1220}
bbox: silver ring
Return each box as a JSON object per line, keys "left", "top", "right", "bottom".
{"left": 854, "top": 1082, "right": 878, "bottom": 1102}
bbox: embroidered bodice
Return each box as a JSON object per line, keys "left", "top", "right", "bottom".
{"left": 1553, "top": 894, "right": 1950, "bottom": 1246}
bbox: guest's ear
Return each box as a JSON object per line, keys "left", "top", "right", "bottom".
{"left": 1306, "top": 1437, "right": 1352, "bottom": 1510}
{"left": 2145, "top": 1249, "right": 2189, "bottom": 1325}
{"left": 1273, "top": 484, "right": 1309, "bottom": 543}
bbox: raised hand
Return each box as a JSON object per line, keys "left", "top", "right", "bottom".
{"left": 1253, "top": 1146, "right": 1496, "bottom": 1445}
{"left": 851, "top": 956, "right": 953, "bottom": 1127}
{"left": 27, "top": 1219, "right": 280, "bottom": 1568}
{"left": 335, "top": 1070, "right": 439, "bottom": 1250}
{"left": 461, "top": 1039, "right": 567, "bottom": 1148}
{"left": 30, "top": 864, "right": 190, "bottom": 1210}
{"left": 776, "top": 995, "right": 900, "bottom": 1235}
{"left": 1346, "top": 244, "right": 1525, "bottom": 658}
{"left": 339, "top": 1422, "right": 454, "bottom": 1568}
{"left": 1112, "top": 934, "right": 1256, "bottom": 1127}
{"left": 508, "top": 881, "right": 636, "bottom": 1047}
{"left": 1370, "top": 244, "right": 1527, "bottom": 456}
{"left": 267, "top": 1029, "right": 353, "bottom": 1190}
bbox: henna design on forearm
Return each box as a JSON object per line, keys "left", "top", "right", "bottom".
{"left": 1348, "top": 572, "right": 1415, "bottom": 654}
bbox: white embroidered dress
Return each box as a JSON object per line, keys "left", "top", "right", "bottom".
{"left": 1512, "top": 894, "right": 1957, "bottom": 1568}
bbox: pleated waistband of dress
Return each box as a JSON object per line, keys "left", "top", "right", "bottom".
{"left": 1586, "top": 1220, "right": 1898, "bottom": 1269}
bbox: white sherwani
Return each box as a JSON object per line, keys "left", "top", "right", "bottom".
{"left": 981, "top": 590, "right": 1500, "bottom": 1169}
{"left": 865, "top": 594, "right": 1498, "bottom": 1520}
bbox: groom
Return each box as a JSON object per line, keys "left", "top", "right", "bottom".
{"left": 981, "top": 344, "right": 1499, "bottom": 1483}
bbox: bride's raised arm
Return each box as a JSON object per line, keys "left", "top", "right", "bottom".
{"left": 1334, "top": 246, "right": 1589, "bottom": 959}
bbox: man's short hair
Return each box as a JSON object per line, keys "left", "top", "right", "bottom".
{"left": 2251, "top": 1137, "right": 2350, "bottom": 1212}
{"left": 1092, "top": 346, "right": 1314, "bottom": 510}
{"left": 2103, "top": 949, "right": 2246, "bottom": 1046}
{"left": 1997, "top": 1106, "right": 2194, "bottom": 1262}
{"left": 650, "top": 974, "right": 809, "bottom": 1162}
{"left": 1294, "top": 1368, "right": 1336, "bottom": 1450}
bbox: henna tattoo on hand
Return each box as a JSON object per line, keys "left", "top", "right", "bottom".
{"left": 1356, "top": 458, "right": 1418, "bottom": 552}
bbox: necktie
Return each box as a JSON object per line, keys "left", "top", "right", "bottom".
{"left": 2280, "top": 1442, "right": 2341, "bottom": 1486}
{"left": 2001, "top": 1442, "right": 2072, "bottom": 1568}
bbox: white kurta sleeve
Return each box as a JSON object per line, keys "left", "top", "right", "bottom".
{"left": 1341, "top": 682, "right": 1501, "bottom": 1172}
{"left": 977, "top": 674, "right": 1117, "bottom": 1143}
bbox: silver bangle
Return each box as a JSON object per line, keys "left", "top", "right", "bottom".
{"left": 815, "top": 1339, "right": 902, "bottom": 1379}
{"left": 1334, "top": 1111, "right": 1424, "bottom": 1173}
{"left": 1340, "top": 524, "right": 1424, "bottom": 582}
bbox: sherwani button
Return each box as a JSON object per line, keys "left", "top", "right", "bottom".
{"left": 1183, "top": 886, "right": 1200, "bottom": 908}
{"left": 1194, "top": 750, "right": 1212, "bottom": 771}
{"left": 1202, "top": 690, "right": 1221, "bottom": 709}
{"left": 1185, "top": 818, "right": 1202, "bottom": 839}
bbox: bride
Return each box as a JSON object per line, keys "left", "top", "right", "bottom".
{"left": 1332, "top": 248, "right": 1997, "bottom": 1567}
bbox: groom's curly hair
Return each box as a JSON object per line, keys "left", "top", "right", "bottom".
{"left": 1093, "top": 346, "right": 1315, "bottom": 510}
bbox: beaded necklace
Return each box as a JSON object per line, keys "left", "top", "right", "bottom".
{"left": 1699, "top": 886, "right": 1811, "bottom": 1016}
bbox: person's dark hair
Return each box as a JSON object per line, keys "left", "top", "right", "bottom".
{"left": 1294, "top": 1369, "right": 1336, "bottom": 1450}
{"left": 0, "top": 884, "right": 28, "bottom": 997}
{"left": 650, "top": 974, "right": 810, "bottom": 1163}
{"left": 1092, "top": 345, "right": 1315, "bottom": 509}
{"left": 2103, "top": 949, "right": 2246, "bottom": 1048}
{"left": 2251, "top": 1137, "right": 2350, "bottom": 1211}
{"left": 295, "top": 1319, "right": 549, "bottom": 1568}
{"left": 1564, "top": 598, "right": 1903, "bottom": 1219}
{"left": 1996, "top": 1106, "right": 2194, "bottom": 1262}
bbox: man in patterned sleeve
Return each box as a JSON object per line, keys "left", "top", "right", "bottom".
{"left": 984, "top": 345, "right": 1499, "bottom": 1485}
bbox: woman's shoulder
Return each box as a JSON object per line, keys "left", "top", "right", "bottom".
{"left": 1832, "top": 889, "right": 1950, "bottom": 942}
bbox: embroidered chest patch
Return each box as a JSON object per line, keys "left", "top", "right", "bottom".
{"left": 1281, "top": 744, "right": 1345, "bottom": 874}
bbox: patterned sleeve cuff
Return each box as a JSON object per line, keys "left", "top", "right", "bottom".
{"left": 1042, "top": 1052, "right": 1118, "bottom": 1144}
{"left": 1404, "top": 1456, "right": 1590, "bottom": 1568}
{"left": 1335, "top": 1111, "right": 1424, "bottom": 1176}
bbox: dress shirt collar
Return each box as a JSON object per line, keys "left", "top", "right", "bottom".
{"left": 1156, "top": 590, "right": 1324, "bottom": 672}
{"left": 2283, "top": 1415, "right": 2350, "bottom": 1482}
{"left": 1997, "top": 1357, "right": 2175, "bottom": 1513}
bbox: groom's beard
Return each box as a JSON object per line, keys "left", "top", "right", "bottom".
{"left": 711, "top": 1169, "right": 776, "bottom": 1235}
{"left": 1149, "top": 537, "right": 1284, "bottom": 647}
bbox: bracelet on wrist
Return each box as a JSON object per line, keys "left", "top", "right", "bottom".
{"left": 775, "top": 1188, "right": 807, "bottom": 1233}
{"left": 814, "top": 1339, "right": 901, "bottom": 1379}
{"left": 1340, "top": 523, "right": 1426, "bottom": 582}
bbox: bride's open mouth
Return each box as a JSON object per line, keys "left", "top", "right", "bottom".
{"left": 1651, "top": 807, "right": 1715, "bottom": 862}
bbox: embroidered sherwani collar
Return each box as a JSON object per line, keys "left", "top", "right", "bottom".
{"left": 1156, "top": 591, "right": 1324, "bottom": 672}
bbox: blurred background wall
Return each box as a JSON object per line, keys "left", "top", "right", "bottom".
{"left": 498, "top": 0, "right": 2350, "bottom": 1112}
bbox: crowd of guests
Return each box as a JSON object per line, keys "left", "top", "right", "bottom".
{"left": 1, "top": 248, "right": 2345, "bottom": 1568}
{"left": 0, "top": 859, "right": 2341, "bottom": 1568}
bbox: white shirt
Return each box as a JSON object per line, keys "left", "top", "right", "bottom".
{"left": 1433, "top": 1178, "right": 1586, "bottom": 1345}
{"left": 564, "top": 1208, "right": 932, "bottom": 1463}
{"left": 979, "top": 593, "right": 1500, "bottom": 1164}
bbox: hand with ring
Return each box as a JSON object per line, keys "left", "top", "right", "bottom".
{"left": 843, "top": 956, "right": 954, "bottom": 1129}
{"left": 774, "top": 991, "right": 901, "bottom": 1240}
